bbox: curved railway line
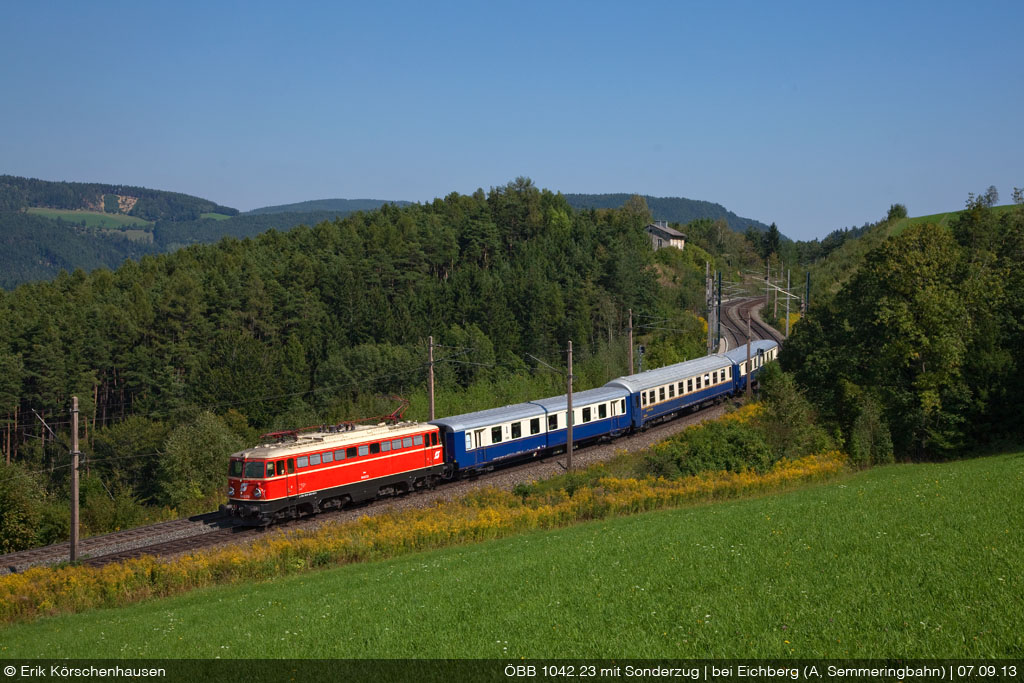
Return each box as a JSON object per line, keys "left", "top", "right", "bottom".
{"left": 1, "top": 308, "right": 785, "bottom": 575}
{"left": 719, "top": 296, "right": 784, "bottom": 352}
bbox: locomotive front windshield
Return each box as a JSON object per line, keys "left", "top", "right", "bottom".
{"left": 243, "top": 461, "right": 265, "bottom": 479}
{"left": 228, "top": 460, "right": 266, "bottom": 479}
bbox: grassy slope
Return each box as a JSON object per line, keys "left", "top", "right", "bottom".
{"left": 2, "top": 452, "right": 1021, "bottom": 658}
{"left": 26, "top": 207, "right": 152, "bottom": 229}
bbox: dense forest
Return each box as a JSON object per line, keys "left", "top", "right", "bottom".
{"left": 782, "top": 193, "right": 1024, "bottom": 462}
{"left": 0, "top": 179, "right": 736, "bottom": 549}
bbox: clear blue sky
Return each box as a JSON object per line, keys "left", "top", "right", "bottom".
{"left": 2, "top": 1, "right": 1021, "bottom": 240}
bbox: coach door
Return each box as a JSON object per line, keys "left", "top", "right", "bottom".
{"left": 285, "top": 457, "right": 297, "bottom": 498}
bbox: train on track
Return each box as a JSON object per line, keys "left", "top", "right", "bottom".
{"left": 223, "top": 339, "right": 778, "bottom": 525}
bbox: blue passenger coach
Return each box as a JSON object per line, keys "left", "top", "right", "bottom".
{"left": 606, "top": 355, "right": 734, "bottom": 430}
{"left": 723, "top": 339, "right": 779, "bottom": 393}
{"left": 430, "top": 387, "right": 632, "bottom": 473}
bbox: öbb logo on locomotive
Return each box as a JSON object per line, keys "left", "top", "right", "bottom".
{"left": 223, "top": 340, "right": 778, "bottom": 525}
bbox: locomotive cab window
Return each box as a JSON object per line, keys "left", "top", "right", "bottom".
{"left": 287, "top": 458, "right": 295, "bottom": 473}
{"left": 266, "top": 463, "right": 275, "bottom": 478}
{"left": 243, "top": 461, "right": 264, "bottom": 479}
{"left": 431, "top": 432, "right": 438, "bottom": 446}
{"left": 276, "top": 461, "right": 285, "bottom": 476}
{"left": 229, "top": 461, "right": 243, "bottom": 477}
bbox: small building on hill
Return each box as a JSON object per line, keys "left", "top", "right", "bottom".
{"left": 645, "top": 221, "right": 686, "bottom": 251}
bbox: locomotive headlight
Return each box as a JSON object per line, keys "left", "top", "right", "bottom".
{"left": 253, "top": 488, "right": 262, "bottom": 498}
{"left": 241, "top": 483, "right": 248, "bottom": 493}
{"left": 227, "top": 486, "right": 235, "bottom": 496}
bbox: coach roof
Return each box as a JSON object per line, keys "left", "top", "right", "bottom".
{"left": 723, "top": 339, "right": 778, "bottom": 363}
{"left": 604, "top": 355, "right": 732, "bottom": 394}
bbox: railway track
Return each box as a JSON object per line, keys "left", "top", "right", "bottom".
{"left": 0, "top": 397, "right": 737, "bottom": 573}
{"left": 719, "top": 296, "right": 784, "bottom": 351}
{"left": 0, "top": 511, "right": 232, "bottom": 574}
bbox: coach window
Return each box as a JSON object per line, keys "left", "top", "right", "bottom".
{"left": 677, "top": 382, "right": 684, "bottom": 395}
{"left": 641, "top": 393, "right": 647, "bottom": 406}
{"left": 548, "top": 414, "right": 558, "bottom": 430}
{"left": 357, "top": 445, "right": 369, "bottom": 457}
{"left": 310, "top": 453, "right": 322, "bottom": 466}
{"left": 530, "top": 418, "right": 540, "bottom": 435}
{"left": 381, "top": 440, "right": 391, "bottom": 453}
{"left": 392, "top": 439, "right": 403, "bottom": 450}
{"left": 582, "top": 407, "right": 591, "bottom": 423}
{"left": 696, "top": 376, "right": 702, "bottom": 390}
{"left": 276, "top": 461, "right": 285, "bottom": 476}
{"left": 491, "top": 426, "right": 502, "bottom": 443}
{"left": 620, "top": 399, "right": 626, "bottom": 413}
{"left": 658, "top": 387, "right": 664, "bottom": 401}
{"left": 297, "top": 456, "right": 309, "bottom": 469}
{"left": 687, "top": 378, "right": 694, "bottom": 393}
{"left": 668, "top": 385, "right": 675, "bottom": 398}
{"left": 370, "top": 443, "right": 380, "bottom": 455}
{"left": 511, "top": 422, "right": 522, "bottom": 439}
{"left": 704, "top": 374, "right": 710, "bottom": 386}
{"left": 287, "top": 458, "right": 295, "bottom": 474}
{"left": 599, "top": 403, "right": 607, "bottom": 419}
{"left": 414, "top": 435, "right": 423, "bottom": 446}
{"left": 322, "top": 451, "right": 334, "bottom": 463}
{"left": 649, "top": 390, "right": 656, "bottom": 404}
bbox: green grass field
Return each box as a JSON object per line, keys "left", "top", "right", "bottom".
{"left": 2, "top": 453, "right": 1020, "bottom": 659}
{"left": 200, "top": 212, "right": 232, "bottom": 220}
{"left": 26, "top": 207, "right": 153, "bottom": 229}
{"left": 890, "top": 204, "right": 1016, "bottom": 236}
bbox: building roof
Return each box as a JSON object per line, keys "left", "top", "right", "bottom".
{"left": 645, "top": 222, "right": 686, "bottom": 239}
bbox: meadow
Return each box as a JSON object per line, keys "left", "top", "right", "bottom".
{"left": 26, "top": 207, "right": 152, "bottom": 229}
{"left": 1, "top": 451, "right": 1020, "bottom": 659}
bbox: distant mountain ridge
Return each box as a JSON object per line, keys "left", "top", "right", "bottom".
{"left": 0, "top": 175, "right": 237, "bottom": 221}
{"left": 563, "top": 193, "right": 771, "bottom": 234}
{"left": 247, "top": 198, "right": 412, "bottom": 215}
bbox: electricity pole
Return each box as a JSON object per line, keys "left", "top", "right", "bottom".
{"left": 566, "top": 340, "right": 574, "bottom": 471}
{"left": 70, "top": 396, "right": 80, "bottom": 563}
{"left": 785, "top": 270, "right": 791, "bottom": 338}
{"left": 745, "top": 316, "right": 752, "bottom": 400}
{"left": 427, "top": 336, "right": 435, "bottom": 421}
{"left": 627, "top": 309, "right": 634, "bottom": 374}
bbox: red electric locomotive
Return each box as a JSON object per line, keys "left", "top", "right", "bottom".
{"left": 223, "top": 421, "right": 445, "bottom": 525}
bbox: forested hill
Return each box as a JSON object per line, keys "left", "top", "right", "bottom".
{"left": 564, "top": 193, "right": 771, "bottom": 234}
{"left": 0, "top": 175, "right": 237, "bottom": 220}
{"left": 247, "top": 198, "right": 413, "bottom": 214}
